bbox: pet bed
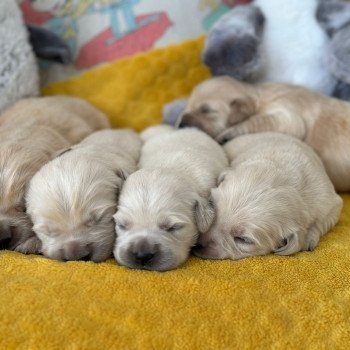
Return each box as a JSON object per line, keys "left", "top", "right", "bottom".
{"left": 1, "top": 37, "right": 349, "bottom": 349}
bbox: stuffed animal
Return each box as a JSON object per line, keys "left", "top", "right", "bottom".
{"left": 0, "top": 0, "right": 39, "bottom": 114}
{"left": 164, "top": 0, "right": 350, "bottom": 124}
{"left": 203, "top": 0, "right": 350, "bottom": 97}
{"left": 0, "top": 0, "right": 71, "bottom": 114}
{"left": 317, "top": 0, "right": 350, "bottom": 100}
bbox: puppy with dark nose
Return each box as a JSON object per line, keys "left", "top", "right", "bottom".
{"left": 26, "top": 129, "right": 141, "bottom": 262}
{"left": 0, "top": 96, "right": 109, "bottom": 254}
{"left": 113, "top": 126, "right": 228, "bottom": 271}
{"left": 193, "top": 133, "right": 342, "bottom": 260}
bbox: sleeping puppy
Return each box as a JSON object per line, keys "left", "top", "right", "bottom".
{"left": 26, "top": 129, "right": 141, "bottom": 262}
{"left": 113, "top": 126, "right": 228, "bottom": 271}
{"left": 0, "top": 96, "right": 109, "bottom": 143}
{"left": 193, "top": 133, "right": 343, "bottom": 260}
{"left": 0, "top": 96, "right": 109, "bottom": 254}
{"left": 179, "top": 76, "right": 350, "bottom": 191}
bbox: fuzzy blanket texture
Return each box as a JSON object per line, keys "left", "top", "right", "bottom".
{"left": 1, "top": 37, "right": 350, "bottom": 349}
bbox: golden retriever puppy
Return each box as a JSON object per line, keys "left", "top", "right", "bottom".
{"left": 114, "top": 127, "right": 228, "bottom": 271}
{"left": 180, "top": 76, "right": 350, "bottom": 191}
{"left": 26, "top": 129, "right": 141, "bottom": 262}
{"left": 0, "top": 96, "right": 109, "bottom": 143}
{"left": 0, "top": 96, "right": 109, "bottom": 254}
{"left": 193, "top": 133, "right": 342, "bottom": 260}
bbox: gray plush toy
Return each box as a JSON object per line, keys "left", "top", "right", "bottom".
{"left": 317, "top": 0, "right": 350, "bottom": 99}
{"left": 0, "top": 0, "right": 71, "bottom": 114}
{"left": 0, "top": 0, "right": 39, "bottom": 114}
{"left": 164, "top": 0, "right": 350, "bottom": 125}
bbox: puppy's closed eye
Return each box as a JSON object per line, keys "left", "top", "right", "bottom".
{"left": 159, "top": 223, "right": 185, "bottom": 233}
{"left": 84, "top": 215, "right": 101, "bottom": 228}
{"left": 199, "top": 104, "right": 212, "bottom": 114}
{"left": 84, "top": 212, "right": 112, "bottom": 228}
{"left": 234, "top": 236, "right": 254, "bottom": 245}
{"left": 230, "top": 227, "right": 253, "bottom": 245}
{"left": 115, "top": 220, "right": 130, "bottom": 231}
{"left": 35, "top": 224, "right": 60, "bottom": 238}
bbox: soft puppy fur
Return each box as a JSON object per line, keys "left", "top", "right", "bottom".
{"left": 0, "top": 96, "right": 109, "bottom": 254}
{"left": 193, "top": 133, "right": 343, "bottom": 260}
{"left": 180, "top": 76, "right": 350, "bottom": 191}
{"left": 114, "top": 126, "right": 228, "bottom": 271}
{"left": 26, "top": 129, "right": 141, "bottom": 262}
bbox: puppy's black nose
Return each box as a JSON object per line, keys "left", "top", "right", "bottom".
{"left": 134, "top": 251, "right": 155, "bottom": 265}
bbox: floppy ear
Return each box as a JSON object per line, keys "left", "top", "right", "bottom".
{"left": 194, "top": 196, "right": 215, "bottom": 233}
{"left": 274, "top": 233, "right": 301, "bottom": 256}
{"left": 228, "top": 98, "right": 255, "bottom": 126}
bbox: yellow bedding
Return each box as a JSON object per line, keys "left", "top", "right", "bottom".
{"left": 1, "top": 37, "right": 350, "bottom": 349}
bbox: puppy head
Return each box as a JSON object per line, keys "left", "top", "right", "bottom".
{"left": 0, "top": 144, "right": 47, "bottom": 249}
{"left": 27, "top": 160, "right": 123, "bottom": 262}
{"left": 178, "top": 77, "right": 255, "bottom": 137}
{"left": 193, "top": 171, "right": 309, "bottom": 260}
{"left": 114, "top": 169, "right": 214, "bottom": 271}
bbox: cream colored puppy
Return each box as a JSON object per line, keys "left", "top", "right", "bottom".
{"left": 193, "top": 133, "right": 343, "bottom": 260}
{"left": 0, "top": 96, "right": 109, "bottom": 143}
{"left": 26, "top": 129, "right": 141, "bottom": 262}
{"left": 180, "top": 76, "right": 350, "bottom": 192}
{"left": 0, "top": 96, "right": 109, "bottom": 254}
{"left": 114, "top": 126, "right": 228, "bottom": 271}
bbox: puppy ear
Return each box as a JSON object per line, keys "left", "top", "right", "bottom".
{"left": 194, "top": 196, "right": 215, "bottom": 233}
{"left": 274, "top": 233, "right": 300, "bottom": 256}
{"left": 228, "top": 98, "right": 254, "bottom": 126}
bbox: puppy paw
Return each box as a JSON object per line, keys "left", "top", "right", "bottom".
{"left": 304, "top": 231, "right": 320, "bottom": 252}
{"left": 14, "top": 236, "right": 42, "bottom": 255}
{"left": 216, "top": 131, "right": 235, "bottom": 145}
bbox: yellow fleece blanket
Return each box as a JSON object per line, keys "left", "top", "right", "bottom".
{"left": 1, "top": 38, "right": 350, "bottom": 349}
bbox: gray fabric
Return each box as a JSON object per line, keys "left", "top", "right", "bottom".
{"left": 332, "top": 80, "right": 350, "bottom": 99}
{"left": 0, "top": 0, "right": 39, "bottom": 114}
{"left": 316, "top": 0, "right": 350, "bottom": 86}
{"left": 316, "top": 0, "right": 350, "bottom": 36}
{"left": 327, "top": 25, "right": 350, "bottom": 84}
{"left": 162, "top": 98, "right": 188, "bottom": 126}
{"left": 202, "top": 4, "right": 264, "bottom": 80}
{"left": 27, "top": 25, "right": 72, "bottom": 64}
